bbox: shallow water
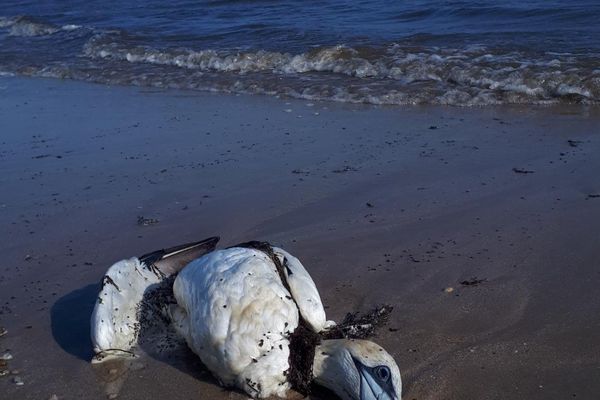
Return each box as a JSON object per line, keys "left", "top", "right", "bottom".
{"left": 2, "top": 1, "right": 599, "bottom": 105}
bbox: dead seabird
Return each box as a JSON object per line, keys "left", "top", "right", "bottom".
{"left": 90, "top": 239, "right": 401, "bottom": 400}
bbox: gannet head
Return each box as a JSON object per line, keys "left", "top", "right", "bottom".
{"left": 313, "top": 339, "right": 401, "bottom": 400}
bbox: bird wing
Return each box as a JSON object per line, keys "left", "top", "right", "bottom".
{"left": 91, "top": 257, "right": 161, "bottom": 360}
{"left": 273, "top": 247, "right": 331, "bottom": 333}
{"left": 90, "top": 237, "right": 219, "bottom": 361}
{"left": 139, "top": 236, "right": 219, "bottom": 277}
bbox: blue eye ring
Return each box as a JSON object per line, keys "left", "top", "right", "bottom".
{"left": 375, "top": 366, "right": 391, "bottom": 382}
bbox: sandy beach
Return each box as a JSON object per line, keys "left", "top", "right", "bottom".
{"left": 1, "top": 76, "right": 600, "bottom": 399}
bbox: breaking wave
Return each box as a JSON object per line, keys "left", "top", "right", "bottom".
{"left": 1, "top": 14, "right": 599, "bottom": 106}
{"left": 0, "top": 15, "right": 80, "bottom": 37}
{"left": 76, "top": 33, "right": 600, "bottom": 105}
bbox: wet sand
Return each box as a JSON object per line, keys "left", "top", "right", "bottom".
{"left": 1, "top": 76, "right": 600, "bottom": 400}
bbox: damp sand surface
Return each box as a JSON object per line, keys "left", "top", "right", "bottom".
{"left": 1, "top": 76, "right": 600, "bottom": 399}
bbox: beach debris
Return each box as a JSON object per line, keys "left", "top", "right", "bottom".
{"left": 567, "top": 140, "right": 582, "bottom": 147}
{"left": 512, "top": 167, "right": 535, "bottom": 174}
{"left": 366, "top": 202, "right": 374, "bottom": 208}
{"left": 0, "top": 352, "right": 13, "bottom": 361}
{"left": 460, "top": 277, "right": 487, "bottom": 287}
{"left": 13, "top": 376, "right": 24, "bottom": 386}
{"left": 291, "top": 169, "right": 310, "bottom": 176}
{"left": 332, "top": 165, "right": 358, "bottom": 173}
{"left": 429, "top": 125, "right": 438, "bottom": 130}
{"left": 137, "top": 216, "right": 159, "bottom": 226}
{"left": 444, "top": 287, "right": 454, "bottom": 293}
{"left": 24, "top": 254, "right": 32, "bottom": 261}
{"left": 408, "top": 255, "right": 421, "bottom": 263}
{"left": 0, "top": 359, "right": 7, "bottom": 377}
{"left": 323, "top": 305, "right": 393, "bottom": 340}
{"left": 0, "top": 327, "right": 6, "bottom": 337}
{"left": 587, "top": 193, "right": 600, "bottom": 199}
{"left": 32, "top": 154, "right": 61, "bottom": 159}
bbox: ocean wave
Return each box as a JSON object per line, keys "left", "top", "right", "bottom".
{"left": 84, "top": 34, "right": 380, "bottom": 78}
{"left": 2, "top": 15, "right": 599, "bottom": 106}
{"left": 79, "top": 33, "right": 600, "bottom": 105}
{"left": 9, "top": 59, "right": 599, "bottom": 107}
{"left": 0, "top": 15, "right": 81, "bottom": 37}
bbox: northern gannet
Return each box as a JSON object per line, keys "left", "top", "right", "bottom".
{"left": 91, "top": 239, "right": 402, "bottom": 400}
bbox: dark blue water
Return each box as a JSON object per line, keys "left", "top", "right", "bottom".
{"left": 1, "top": 1, "right": 599, "bottom": 105}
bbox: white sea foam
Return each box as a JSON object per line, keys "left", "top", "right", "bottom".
{"left": 2, "top": 22, "right": 599, "bottom": 106}
{"left": 70, "top": 35, "right": 600, "bottom": 105}
{"left": 85, "top": 37, "right": 382, "bottom": 79}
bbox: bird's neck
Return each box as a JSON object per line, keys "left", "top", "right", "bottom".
{"left": 312, "top": 340, "right": 351, "bottom": 397}
{"left": 312, "top": 342, "right": 327, "bottom": 381}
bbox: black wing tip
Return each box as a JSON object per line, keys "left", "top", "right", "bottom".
{"left": 229, "top": 240, "right": 272, "bottom": 251}
{"left": 139, "top": 236, "right": 220, "bottom": 265}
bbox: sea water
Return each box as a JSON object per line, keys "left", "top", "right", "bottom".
{"left": 1, "top": 0, "right": 599, "bottom": 105}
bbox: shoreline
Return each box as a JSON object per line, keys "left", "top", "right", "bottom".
{"left": 1, "top": 76, "right": 600, "bottom": 399}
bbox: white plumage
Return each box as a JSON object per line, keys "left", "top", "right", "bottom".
{"left": 91, "top": 257, "right": 162, "bottom": 360}
{"left": 90, "top": 237, "right": 219, "bottom": 361}
{"left": 90, "top": 238, "right": 402, "bottom": 400}
{"left": 171, "top": 246, "right": 332, "bottom": 397}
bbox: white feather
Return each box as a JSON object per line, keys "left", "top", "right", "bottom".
{"left": 172, "top": 247, "right": 305, "bottom": 398}
{"left": 90, "top": 257, "right": 162, "bottom": 360}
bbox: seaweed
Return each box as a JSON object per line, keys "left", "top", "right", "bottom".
{"left": 321, "top": 305, "right": 393, "bottom": 340}
{"left": 460, "top": 277, "right": 487, "bottom": 286}
{"left": 287, "top": 320, "right": 321, "bottom": 395}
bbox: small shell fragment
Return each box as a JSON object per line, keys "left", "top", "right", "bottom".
{"left": 0, "top": 352, "right": 13, "bottom": 361}
{"left": 13, "top": 376, "right": 24, "bottom": 386}
{"left": 444, "top": 287, "right": 454, "bottom": 293}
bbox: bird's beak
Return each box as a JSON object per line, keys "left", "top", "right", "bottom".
{"left": 358, "top": 366, "right": 397, "bottom": 400}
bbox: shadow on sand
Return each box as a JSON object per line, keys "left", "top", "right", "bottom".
{"left": 50, "top": 282, "right": 227, "bottom": 398}
{"left": 50, "top": 283, "right": 98, "bottom": 361}
{"left": 50, "top": 280, "right": 339, "bottom": 399}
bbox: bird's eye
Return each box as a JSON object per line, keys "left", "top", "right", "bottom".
{"left": 375, "top": 366, "right": 391, "bottom": 382}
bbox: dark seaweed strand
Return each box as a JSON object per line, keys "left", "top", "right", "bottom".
{"left": 233, "top": 241, "right": 320, "bottom": 395}
{"left": 321, "top": 305, "right": 393, "bottom": 340}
